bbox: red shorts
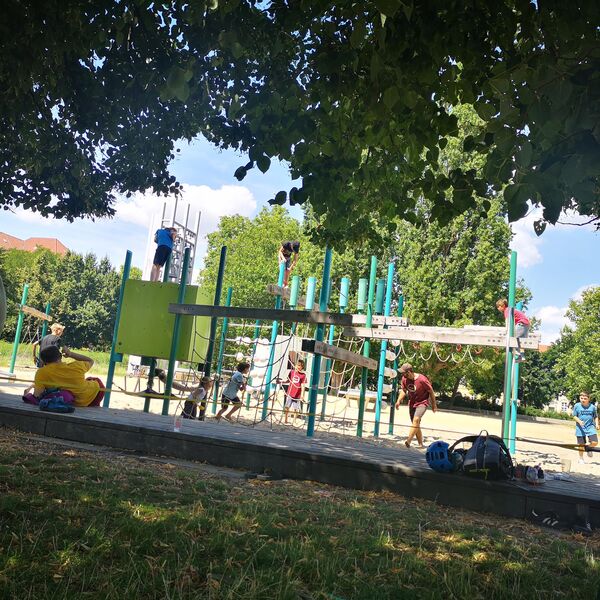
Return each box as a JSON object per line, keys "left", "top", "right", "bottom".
{"left": 86, "top": 377, "right": 105, "bottom": 406}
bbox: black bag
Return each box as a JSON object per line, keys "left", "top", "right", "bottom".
{"left": 449, "top": 430, "right": 514, "bottom": 480}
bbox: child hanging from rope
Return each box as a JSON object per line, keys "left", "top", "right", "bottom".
{"left": 215, "top": 362, "right": 250, "bottom": 422}
{"left": 496, "top": 298, "right": 530, "bottom": 362}
{"left": 277, "top": 241, "right": 300, "bottom": 287}
{"left": 283, "top": 358, "right": 307, "bottom": 425}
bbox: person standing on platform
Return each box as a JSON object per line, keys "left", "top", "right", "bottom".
{"left": 396, "top": 363, "right": 437, "bottom": 448}
{"left": 150, "top": 227, "right": 177, "bottom": 282}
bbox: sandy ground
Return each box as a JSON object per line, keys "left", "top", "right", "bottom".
{"left": 1, "top": 364, "right": 598, "bottom": 478}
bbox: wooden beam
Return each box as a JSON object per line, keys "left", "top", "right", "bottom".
{"left": 21, "top": 305, "right": 52, "bottom": 321}
{"left": 351, "top": 314, "right": 409, "bottom": 327}
{"left": 343, "top": 326, "right": 541, "bottom": 350}
{"left": 266, "top": 284, "right": 307, "bottom": 306}
{"left": 301, "top": 339, "right": 378, "bottom": 370}
{"left": 169, "top": 304, "right": 354, "bottom": 326}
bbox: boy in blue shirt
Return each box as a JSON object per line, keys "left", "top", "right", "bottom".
{"left": 150, "top": 227, "right": 177, "bottom": 281}
{"left": 572, "top": 391, "right": 598, "bottom": 464}
{"left": 215, "top": 362, "right": 250, "bottom": 422}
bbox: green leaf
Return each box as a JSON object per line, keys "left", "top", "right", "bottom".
{"left": 269, "top": 190, "right": 287, "bottom": 205}
{"left": 256, "top": 155, "right": 271, "bottom": 173}
{"left": 533, "top": 219, "right": 547, "bottom": 236}
{"left": 516, "top": 140, "right": 532, "bottom": 168}
{"left": 474, "top": 102, "right": 496, "bottom": 121}
{"left": 234, "top": 166, "right": 247, "bottom": 181}
{"left": 383, "top": 86, "right": 400, "bottom": 110}
{"left": 462, "top": 135, "right": 476, "bottom": 152}
{"left": 374, "top": 0, "right": 401, "bottom": 17}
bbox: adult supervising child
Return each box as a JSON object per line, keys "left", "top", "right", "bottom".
{"left": 215, "top": 362, "right": 250, "bottom": 422}
{"left": 283, "top": 359, "right": 307, "bottom": 425}
{"left": 396, "top": 363, "right": 437, "bottom": 448}
{"left": 572, "top": 391, "right": 598, "bottom": 464}
{"left": 150, "top": 226, "right": 177, "bottom": 282}
{"left": 496, "top": 298, "right": 530, "bottom": 362}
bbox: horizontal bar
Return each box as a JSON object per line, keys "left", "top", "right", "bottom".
{"left": 169, "top": 304, "right": 354, "bottom": 326}
{"left": 301, "top": 339, "right": 378, "bottom": 370}
{"left": 266, "top": 284, "right": 307, "bottom": 307}
{"left": 344, "top": 326, "right": 541, "bottom": 350}
{"left": 21, "top": 305, "right": 52, "bottom": 321}
{"left": 351, "top": 314, "right": 409, "bottom": 327}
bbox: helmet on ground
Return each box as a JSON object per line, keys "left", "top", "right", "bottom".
{"left": 426, "top": 441, "right": 453, "bottom": 473}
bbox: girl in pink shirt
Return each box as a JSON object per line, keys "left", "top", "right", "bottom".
{"left": 496, "top": 298, "right": 529, "bottom": 362}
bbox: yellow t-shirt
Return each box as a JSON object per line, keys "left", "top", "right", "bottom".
{"left": 34, "top": 360, "right": 100, "bottom": 407}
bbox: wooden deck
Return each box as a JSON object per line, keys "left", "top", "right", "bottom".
{"left": 1, "top": 392, "right": 599, "bottom": 527}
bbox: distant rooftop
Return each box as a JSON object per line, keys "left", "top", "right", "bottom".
{"left": 0, "top": 232, "right": 69, "bottom": 255}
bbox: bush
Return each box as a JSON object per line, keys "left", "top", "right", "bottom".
{"left": 517, "top": 405, "right": 572, "bottom": 421}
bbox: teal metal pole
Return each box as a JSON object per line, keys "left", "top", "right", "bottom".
{"left": 103, "top": 251, "right": 132, "bottom": 407}
{"left": 509, "top": 300, "right": 523, "bottom": 453}
{"left": 163, "top": 247, "right": 191, "bottom": 415}
{"left": 212, "top": 286, "right": 233, "bottom": 412}
{"left": 357, "top": 256, "right": 378, "bottom": 437}
{"left": 501, "top": 251, "right": 518, "bottom": 444}
{"left": 262, "top": 262, "right": 286, "bottom": 420}
{"left": 289, "top": 275, "right": 300, "bottom": 308}
{"left": 246, "top": 319, "right": 261, "bottom": 409}
{"left": 388, "top": 293, "right": 404, "bottom": 434}
{"left": 40, "top": 302, "right": 51, "bottom": 338}
{"left": 374, "top": 263, "right": 395, "bottom": 437}
{"left": 320, "top": 277, "right": 349, "bottom": 421}
{"left": 357, "top": 279, "right": 367, "bottom": 312}
{"left": 8, "top": 284, "right": 29, "bottom": 374}
{"left": 307, "top": 247, "right": 333, "bottom": 437}
{"left": 205, "top": 246, "right": 227, "bottom": 377}
{"left": 144, "top": 254, "right": 172, "bottom": 413}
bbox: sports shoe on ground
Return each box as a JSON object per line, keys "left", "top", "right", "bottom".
{"left": 530, "top": 510, "right": 562, "bottom": 529}
{"left": 587, "top": 450, "right": 594, "bottom": 458}
{"left": 578, "top": 458, "right": 586, "bottom": 464}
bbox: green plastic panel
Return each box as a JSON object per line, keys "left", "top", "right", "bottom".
{"left": 116, "top": 280, "right": 211, "bottom": 362}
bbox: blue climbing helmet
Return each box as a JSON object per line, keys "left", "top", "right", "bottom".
{"left": 426, "top": 441, "right": 454, "bottom": 473}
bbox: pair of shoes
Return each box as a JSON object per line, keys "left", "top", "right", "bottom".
{"left": 578, "top": 458, "right": 586, "bottom": 465}
{"left": 531, "top": 509, "right": 562, "bottom": 529}
{"left": 587, "top": 450, "right": 594, "bottom": 458}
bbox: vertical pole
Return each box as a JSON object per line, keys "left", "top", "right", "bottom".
{"left": 40, "top": 302, "right": 51, "bottom": 338}
{"left": 357, "top": 256, "right": 378, "bottom": 437}
{"left": 305, "top": 277, "right": 317, "bottom": 310}
{"left": 144, "top": 254, "right": 173, "bottom": 412}
{"left": 509, "top": 300, "right": 523, "bottom": 454}
{"left": 307, "top": 246, "right": 333, "bottom": 437}
{"left": 103, "top": 251, "right": 132, "bottom": 407}
{"left": 205, "top": 246, "right": 227, "bottom": 377}
{"left": 212, "top": 287, "right": 233, "bottom": 412}
{"left": 246, "top": 319, "right": 261, "bottom": 409}
{"left": 163, "top": 247, "right": 191, "bottom": 415}
{"left": 262, "top": 262, "right": 286, "bottom": 420}
{"left": 375, "top": 279, "right": 385, "bottom": 315}
{"left": 9, "top": 284, "right": 29, "bottom": 374}
{"left": 388, "top": 293, "right": 404, "bottom": 434}
{"left": 357, "top": 279, "right": 368, "bottom": 313}
{"left": 374, "top": 263, "right": 395, "bottom": 437}
{"left": 501, "top": 250, "right": 517, "bottom": 444}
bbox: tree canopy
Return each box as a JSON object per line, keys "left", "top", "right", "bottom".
{"left": 1, "top": 1, "right": 598, "bottom": 242}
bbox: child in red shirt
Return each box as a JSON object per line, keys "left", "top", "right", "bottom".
{"left": 283, "top": 359, "right": 307, "bottom": 425}
{"left": 496, "top": 298, "right": 530, "bottom": 362}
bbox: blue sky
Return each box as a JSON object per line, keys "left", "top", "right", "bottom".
{"left": 1, "top": 137, "right": 598, "bottom": 343}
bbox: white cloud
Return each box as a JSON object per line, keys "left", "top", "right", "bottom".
{"left": 534, "top": 305, "right": 572, "bottom": 344}
{"left": 509, "top": 209, "right": 543, "bottom": 268}
{"left": 572, "top": 283, "right": 599, "bottom": 302}
{"left": 112, "top": 184, "right": 257, "bottom": 233}
{"left": 9, "top": 207, "right": 64, "bottom": 227}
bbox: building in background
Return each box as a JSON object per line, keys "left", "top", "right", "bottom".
{"left": 0, "top": 232, "right": 68, "bottom": 255}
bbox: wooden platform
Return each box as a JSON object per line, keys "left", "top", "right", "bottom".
{"left": 1, "top": 393, "right": 599, "bottom": 527}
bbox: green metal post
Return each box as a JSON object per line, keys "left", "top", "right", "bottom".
{"left": 388, "top": 293, "right": 404, "bottom": 434}
{"left": 509, "top": 300, "right": 523, "bottom": 453}
{"left": 9, "top": 284, "right": 29, "bottom": 374}
{"left": 40, "top": 302, "right": 51, "bottom": 338}
{"left": 375, "top": 263, "right": 395, "bottom": 437}
{"left": 212, "top": 287, "right": 233, "bottom": 412}
{"left": 305, "top": 277, "right": 317, "bottom": 310}
{"left": 375, "top": 279, "right": 385, "bottom": 315}
{"left": 103, "top": 251, "right": 132, "bottom": 407}
{"left": 246, "top": 319, "right": 261, "bottom": 409}
{"left": 501, "top": 251, "right": 518, "bottom": 444}
{"left": 205, "top": 246, "right": 227, "bottom": 377}
{"left": 357, "top": 256, "right": 378, "bottom": 437}
{"left": 262, "top": 262, "right": 286, "bottom": 420}
{"left": 163, "top": 247, "right": 191, "bottom": 416}
{"left": 144, "top": 254, "right": 172, "bottom": 413}
{"left": 357, "top": 279, "right": 367, "bottom": 312}
{"left": 307, "top": 247, "right": 333, "bottom": 437}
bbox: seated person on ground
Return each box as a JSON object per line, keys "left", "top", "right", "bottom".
{"left": 33, "top": 346, "right": 105, "bottom": 407}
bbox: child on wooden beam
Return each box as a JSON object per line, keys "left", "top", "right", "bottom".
{"left": 496, "top": 298, "right": 530, "bottom": 362}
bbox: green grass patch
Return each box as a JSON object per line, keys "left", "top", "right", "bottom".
{"left": 0, "top": 429, "right": 598, "bottom": 599}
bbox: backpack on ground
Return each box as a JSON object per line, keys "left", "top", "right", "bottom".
{"left": 449, "top": 430, "right": 514, "bottom": 480}
{"left": 38, "top": 389, "right": 75, "bottom": 414}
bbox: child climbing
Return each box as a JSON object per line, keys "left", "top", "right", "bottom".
{"left": 496, "top": 298, "right": 530, "bottom": 362}
{"left": 155, "top": 368, "right": 213, "bottom": 420}
{"left": 283, "top": 359, "right": 307, "bottom": 425}
{"left": 215, "top": 362, "right": 250, "bottom": 422}
{"left": 278, "top": 241, "right": 300, "bottom": 287}
{"left": 151, "top": 226, "right": 177, "bottom": 282}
